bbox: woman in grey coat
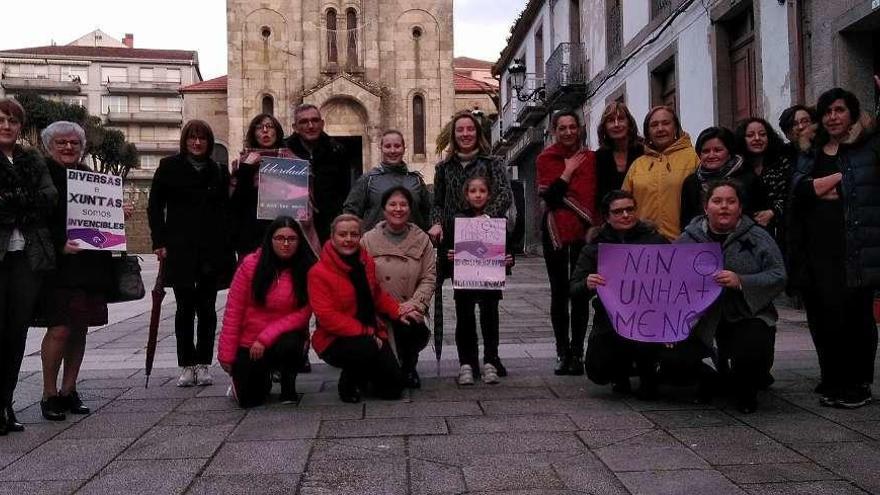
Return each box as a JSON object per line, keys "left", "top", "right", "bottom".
{"left": 679, "top": 179, "right": 786, "bottom": 413}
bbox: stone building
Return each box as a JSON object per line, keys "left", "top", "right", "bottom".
{"left": 226, "top": 0, "right": 455, "bottom": 185}
{"left": 181, "top": 75, "right": 230, "bottom": 164}
{"left": 453, "top": 57, "right": 499, "bottom": 115}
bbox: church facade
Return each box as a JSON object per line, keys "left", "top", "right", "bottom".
{"left": 226, "top": 0, "right": 455, "bottom": 184}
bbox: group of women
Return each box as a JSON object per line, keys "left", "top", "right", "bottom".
{"left": 545, "top": 87, "right": 879, "bottom": 412}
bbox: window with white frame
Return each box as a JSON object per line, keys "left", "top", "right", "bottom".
{"left": 165, "top": 68, "right": 181, "bottom": 83}
{"left": 140, "top": 96, "right": 157, "bottom": 111}
{"left": 101, "top": 95, "right": 128, "bottom": 114}
{"left": 63, "top": 66, "right": 88, "bottom": 84}
{"left": 139, "top": 68, "right": 154, "bottom": 82}
{"left": 167, "top": 97, "right": 182, "bottom": 112}
{"left": 101, "top": 66, "right": 128, "bottom": 84}
{"left": 61, "top": 95, "right": 88, "bottom": 108}
{"left": 140, "top": 155, "right": 161, "bottom": 168}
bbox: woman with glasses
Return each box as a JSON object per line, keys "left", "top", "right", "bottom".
{"left": 0, "top": 98, "right": 57, "bottom": 435}
{"left": 148, "top": 120, "right": 235, "bottom": 389}
{"left": 218, "top": 216, "right": 316, "bottom": 407}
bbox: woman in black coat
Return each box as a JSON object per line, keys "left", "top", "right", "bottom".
{"left": 148, "top": 120, "right": 234, "bottom": 389}
{"left": 595, "top": 102, "right": 644, "bottom": 203}
{"left": 789, "top": 88, "right": 880, "bottom": 409}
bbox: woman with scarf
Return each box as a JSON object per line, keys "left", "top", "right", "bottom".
{"left": 622, "top": 106, "right": 698, "bottom": 240}
{"left": 309, "top": 214, "right": 422, "bottom": 403}
{"left": 537, "top": 110, "right": 597, "bottom": 375}
{"left": 344, "top": 130, "right": 432, "bottom": 231}
{"left": 680, "top": 127, "right": 767, "bottom": 228}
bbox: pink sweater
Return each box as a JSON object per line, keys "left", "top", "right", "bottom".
{"left": 217, "top": 250, "right": 311, "bottom": 367}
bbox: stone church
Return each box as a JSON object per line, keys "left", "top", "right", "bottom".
{"left": 227, "top": 0, "right": 455, "bottom": 184}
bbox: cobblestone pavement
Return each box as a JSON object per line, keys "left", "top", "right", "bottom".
{"left": 2, "top": 257, "right": 879, "bottom": 494}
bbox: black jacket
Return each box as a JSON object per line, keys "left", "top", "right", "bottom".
{"left": 0, "top": 145, "right": 56, "bottom": 271}
{"left": 147, "top": 153, "right": 234, "bottom": 287}
{"left": 343, "top": 163, "right": 432, "bottom": 231}
{"left": 569, "top": 221, "right": 668, "bottom": 337}
{"left": 595, "top": 144, "right": 644, "bottom": 206}
{"left": 680, "top": 163, "right": 768, "bottom": 230}
{"left": 789, "top": 125, "right": 880, "bottom": 288}
{"left": 286, "top": 132, "right": 349, "bottom": 242}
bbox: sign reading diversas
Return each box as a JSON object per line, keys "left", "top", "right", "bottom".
{"left": 453, "top": 217, "right": 506, "bottom": 290}
{"left": 66, "top": 169, "right": 126, "bottom": 251}
{"left": 257, "top": 157, "right": 310, "bottom": 220}
{"left": 596, "top": 243, "right": 723, "bottom": 343}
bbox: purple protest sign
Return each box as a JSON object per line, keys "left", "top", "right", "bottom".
{"left": 596, "top": 243, "right": 723, "bottom": 343}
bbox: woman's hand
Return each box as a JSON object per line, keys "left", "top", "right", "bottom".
{"left": 753, "top": 210, "right": 774, "bottom": 226}
{"left": 249, "top": 341, "right": 266, "bottom": 361}
{"left": 813, "top": 172, "right": 842, "bottom": 199}
{"left": 561, "top": 153, "right": 583, "bottom": 181}
{"left": 714, "top": 270, "right": 742, "bottom": 289}
{"left": 374, "top": 336, "right": 383, "bottom": 349}
{"left": 428, "top": 224, "right": 443, "bottom": 244}
{"left": 62, "top": 240, "right": 82, "bottom": 255}
{"left": 154, "top": 247, "right": 167, "bottom": 260}
{"left": 447, "top": 249, "right": 455, "bottom": 261}
{"left": 586, "top": 274, "right": 606, "bottom": 290}
{"left": 400, "top": 311, "right": 424, "bottom": 325}
{"left": 242, "top": 152, "right": 262, "bottom": 165}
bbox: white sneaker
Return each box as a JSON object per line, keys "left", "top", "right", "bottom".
{"left": 482, "top": 363, "right": 500, "bottom": 385}
{"left": 457, "top": 364, "right": 475, "bottom": 386}
{"left": 194, "top": 365, "right": 213, "bottom": 386}
{"left": 176, "top": 367, "right": 196, "bottom": 387}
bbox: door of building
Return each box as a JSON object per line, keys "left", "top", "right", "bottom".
{"left": 334, "top": 135, "right": 364, "bottom": 193}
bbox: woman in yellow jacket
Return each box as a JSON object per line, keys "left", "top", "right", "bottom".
{"left": 622, "top": 106, "right": 699, "bottom": 239}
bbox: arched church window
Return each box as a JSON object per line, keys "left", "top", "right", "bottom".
{"left": 326, "top": 9, "right": 338, "bottom": 64}
{"left": 413, "top": 94, "right": 426, "bottom": 155}
{"left": 262, "top": 94, "right": 274, "bottom": 116}
{"left": 346, "top": 8, "right": 358, "bottom": 68}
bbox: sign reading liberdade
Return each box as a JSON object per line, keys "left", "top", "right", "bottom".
{"left": 257, "top": 157, "right": 310, "bottom": 220}
{"left": 66, "top": 169, "right": 126, "bottom": 251}
{"left": 452, "top": 217, "right": 506, "bottom": 290}
{"left": 596, "top": 243, "right": 723, "bottom": 343}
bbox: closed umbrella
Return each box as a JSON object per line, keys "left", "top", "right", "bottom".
{"left": 144, "top": 259, "right": 166, "bottom": 388}
{"left": 433, "top": 246, "right": 444, "bottom": 376}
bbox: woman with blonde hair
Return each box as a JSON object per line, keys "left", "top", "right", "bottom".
{"left": 595, "top": 102, "right": 644, "bottom": 201}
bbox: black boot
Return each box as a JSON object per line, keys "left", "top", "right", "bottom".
{"left": 60, "top": 391, "right": 90, "bottom": 415}
{"left": 337, "top": 370, "right": 361, "bottom": 404}
{"left": 0, "top": 406, "right": 8, "bottom": 436}
{"left": 568, "top": 352, "right": 585, "bottom": 376}
{"left": 554, "top": 352, "right": 571, "bottom": 376}
{"left": 279, "top": 372, "right": 298, "bottom": 404}
{"left": 5, "top": 405, "right": 24, "bottom": 432}
{"left": 40, "top": 396, "right": 66, "bottom": 421}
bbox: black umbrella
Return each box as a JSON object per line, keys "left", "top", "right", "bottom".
{"left": 433, "top": 245, "right": 445, "bottom": 376}
{"left": 144, "top": 259, "right": 166, "bottom": 388}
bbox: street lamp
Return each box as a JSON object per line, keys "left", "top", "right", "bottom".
{"left": 508, "top": 58, "right": 544, "bottom": 102}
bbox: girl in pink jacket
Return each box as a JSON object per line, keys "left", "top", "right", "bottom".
{"left": 218, "top": 217, "right": 316, "bottom": 407}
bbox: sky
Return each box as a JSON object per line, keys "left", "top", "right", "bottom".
{"left": 0, "top": 0, "right": 524, "bottom": 80}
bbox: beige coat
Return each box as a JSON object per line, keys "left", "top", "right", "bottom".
{"left": 361, "top": 222, "right": 437, "bottom": 314}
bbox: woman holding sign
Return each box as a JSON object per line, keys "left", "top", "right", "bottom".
{"left": 680, "top": 180, "right": 786, "bottom": 413}
{"left": 37, "top": 121, "right": 117, "bottom": 421}
{"left": 0, "top": 99, "right": 57, "bottom": 435}
{"left": 148, "top": 120, "right": 235, "bottom": 389}
{"left": 537, "top": 110, "right": 597, "bottom": 376}
{"left": 570, "top": 190, "right": 668, "bottom": 398}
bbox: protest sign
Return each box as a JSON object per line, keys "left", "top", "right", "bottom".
{"left": 66, "top": 169, "right": 126, "bottom": 251}
{"left": 596, "top": 243, "right": 723, "bottom": 343}
{"left": 257, "top": 157, "right": 310, "bottom": 220}
{"left": 452, "top": 217, "right": 506, "bottom": 290}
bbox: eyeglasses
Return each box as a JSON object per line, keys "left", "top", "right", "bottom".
{"left": 609, "top": 206, "right": 636, "bottom": 216}
{"left": 794, "top": 118, "right": 812, "bottom": 127}
{"left": 272, "top": 235, "right": 299, "bottom": 244}
{"left": 0, "top": 117, "right": 21, "bottom": 127}
{"left": 257, "top": 124, "right": 276, "bottom": 131}
{"left": 54, "top": 140, "right": 82, "bottom": 148}
{"left": 296, "top": 117, "right": 322, "bottom": 126}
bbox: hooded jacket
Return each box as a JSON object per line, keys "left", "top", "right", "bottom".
{"left": 308, "top": 242, "right": 401, "bottom": 355}
{"left": 622, "top": 134, "right": 699, "bottom": 240}
{"left": 678, "top": 216, "right": 786, "bottom": 348}
{"left": 343, "top": 163, "right": 432, "bottom": 231}
{"left": 361, "top": 222, "right": 436, "bottom": 314}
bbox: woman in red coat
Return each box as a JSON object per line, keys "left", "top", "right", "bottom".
{"left": 218, "top": 216, "right": 315, "bottom": 407}
{"left": 309, "top": 214, "right": 422, "bottom": 403}
{"left": 537, "top": 110, "right": 598, "bottom": 375}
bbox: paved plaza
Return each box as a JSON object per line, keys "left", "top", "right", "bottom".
{"left": 1, "top": 256, "right": 879, "bottom": 494}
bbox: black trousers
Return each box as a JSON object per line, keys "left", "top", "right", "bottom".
{"left": 656, "top": 339, "right": 715, "bottom": 387}
{"left": 0, "top": 252, "right": 43, "bottom": 406}
{"left": 584, "top": 330, "right": 657, "bottom": 386}
{"left": 231, "top": 332, "right": 305, "bottom": 408}
{"left": 454, "top": 290, "right": 500, "bottom": 368}
{"left": 803, "top": 286, "right": 877, "bottom": 392}
{"left": 389, "top": 321, "right": 430, "bottom": 371}
{"left": 716, "top": 319, "right": 776, "bottom": 397}
{"left": 321, "top": 335, "right": 403, "bottom": 400}
{"left": 542, "top": 232, "right": 589, "bottom": 357}
{"left": 172, "top": 274, "right": 219, "bottom": 367}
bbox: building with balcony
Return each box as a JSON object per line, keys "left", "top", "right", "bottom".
{"left": 0, "top": 30, "right": 201, "bottom": 183}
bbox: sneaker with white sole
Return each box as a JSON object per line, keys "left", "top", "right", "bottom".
{"left": 194, "top": 365, "right": 213, "bottom": 386}
{"left": 457, "top": 364, "right": 475, "bottom": 386}
{"left": 482, "top": 363, "right": 500, "bottom": 384}
{"left": 176, "top": 367, "right": 196, "bottom": 387}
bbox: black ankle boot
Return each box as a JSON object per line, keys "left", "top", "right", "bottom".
{"left": 338, "top": 370, "right": 361, "bottom": 403}
{"left": 568, "top": 353, "right": 585, "bottom": 376}
{"left": 40, "top": 396, "right": 66, "bottom": 421}
{"left": 403, "top": 369, "right": 421, "bottom": 389}
{"left": 60, "top": 391, "right": 90, "bottom": 415}
{"left": 279, "top": 373, "right": 298, "bottom": 404}
{"left": 5, "top": 405, "right": 23, "bottom": 432}
{"left": 554, "top": 353, "right": 571, "bottom": 376}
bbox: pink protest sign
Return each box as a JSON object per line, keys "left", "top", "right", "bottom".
{"left": 452, "top": 217, "right": 506, "bottom": 290}
{"left": 596, "top": 243, "right": 723, "bottom": 343}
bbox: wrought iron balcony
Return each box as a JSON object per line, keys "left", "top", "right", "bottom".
{"left": 545, "top": 42, "right": 588, "bottom": 107}
{"left": 515, "top": 76, "right": 547, "bottom": 125}
{"left": 500, "top": 98, "right": 525, "bottom": 140}
{"left": 506, "top": 126, "right": 545, "bottom": 164}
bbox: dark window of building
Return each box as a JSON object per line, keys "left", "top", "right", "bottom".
{"left": 262, "top": 94, "right": 274, "bottom": 115}
{"left": 326, "top": 9, "right": 338, "bottom": 64}
{"left": 651, "top": 58, "right": 676, "bottom": 109}
{"left": 413, "top": 95, "right": 426, "bottom": 155}
{"left": 534, "top": 27, "right": 545, "bottom": 79}
{"left": 346, "top": 8, "right": 358, "bottom": 68}
{"left": 570, "top": 0, "right": 581, "bottom": 43}
{"left": 606, "top": 0, "right": 622, "bottom": 62}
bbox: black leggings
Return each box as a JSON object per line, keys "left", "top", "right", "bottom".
{"left": 0, "top": 252, "right": 43, "bottom": 406}
{"left": 172, "top": 275, "right": 219, "bottom": 367}
{"left": 231, "top": 332, "right": 306, "bottom": 408}
{"left": 716, "top": 318, "right": 776, "bottom": 397}
{"left": 542, "top": 231, "right": 589, "bottom": 357}
{"left": 389, "top": 321, "right": 430, "bottom": 371}
{"left": 454, "top": 291, "right": 500, "bottom": 368}
{"left": 321, "top": 335, "right": 403, "bottom": 400}
{"left": 584, "top": 330, "right": 657, "bottom": 386}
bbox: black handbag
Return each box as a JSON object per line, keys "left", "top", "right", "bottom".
{"left": 107, "top": 253, "right": 146, "bottom": 303}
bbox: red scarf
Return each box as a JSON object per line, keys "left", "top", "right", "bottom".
{"left": 537, "top": 143, "right": 597, "bottom": 249}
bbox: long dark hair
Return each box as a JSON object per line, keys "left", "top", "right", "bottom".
{"left": 252, "top": 216, "right": 316, "bottom": 306}
{"left": 735, "top": 117, "right": 784, "bottom": 166}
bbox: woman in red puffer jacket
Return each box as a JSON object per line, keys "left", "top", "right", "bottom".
{"left": 218, "top": 217, "right": 315, "bottom": 408}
